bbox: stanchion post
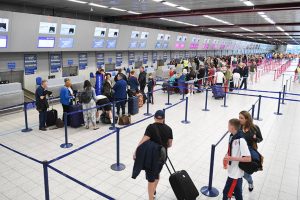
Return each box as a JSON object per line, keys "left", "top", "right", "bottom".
{"left": 165, "top": 85, "right": 172, "bottom": 105}
{"left": 21, "top": 102, "right": 33, "bottom": 132}
{"left": 181, "top": 97, "right": 191, "bottom": 124}
{"left": 111, "top": 128, "right": 126, "bottom": 171}
{"left": 281, "top": 74, "right": 285, "bottom": 87}
{"left": 251, "top": 104, "right": 255, "bottom": 119}
{"left": 42, "top": 161, "right": 50, "bottom": 200}
{"left": 273, "top": 69, "right": 277, "bottom": 81}
{"left": 109, "top": 101, "right": 116, "bottom": 130}
{"left": 60, "top": 112, "right": 73, "bottom": 148}
{"left": 200, "top": 144, "right": 219, "bottom": 197}
{"left": 286, "top": 79, "right": 289, "bottom": 93}
{"left": 254, "top": 95, "right": 263, "bottom": 121}
{"left": 281, "top": 85, "right": 286, "bottom": 105}
{"left": 181, "top": 86, "right": 185, "bottom": 100}
{"left": 144, "top": 92, "right": 152, "bottom": 116}
{"left": 289, "top": 76, "right": 292, "bottom": 91}
{"left": 221, "top": 90, "right": 228, "bottom": 108}
{"left": 202, "top": 88, "right": 210, "bottom": 111}
{"left": 274, "top": 92, "right": 283, "bottom": 115}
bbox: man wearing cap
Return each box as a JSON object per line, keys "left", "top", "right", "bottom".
{"left": 133, "top": 110, "right": 173, "bottom": 200}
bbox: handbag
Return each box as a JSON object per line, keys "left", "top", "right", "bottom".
{"left": 118, "top": 115, "right": 131, "bottom": 125}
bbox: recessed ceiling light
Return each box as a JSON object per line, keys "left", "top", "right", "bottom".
{"left": 177, "top": 6, "right": 191, "bottom": 11}
{"left": 243, "top": 1, "right": 254, "bottom": 6}
{"left": 162, "top": 2, "right": 178, "bottom": 7}
{"left": 233, "top": 33, "right": 243, "bottom": 36}
{"left": 276, "top": 26, "right": 285, "bottom": 32}
{"left": 152, "top": 0, "right": 163, "bottom": 2}
{"left": 257, "top": 12, "right": 265, "bottom": 15}
{"left": 127, "top": 11, "right": 141, "bottom": 14}
{"left": 88, "top": 3, "right": 107, "bottom": 8}
{"left": 68, "top": 0, "right": 87, "bottom": 4}
{"left": 203, "top": 15, "right": 234, "bottom": 25}
{"left": 110, "top": 7, "right": 126, "bottom": 12}
{"left": 240, "top": 27, "right": 254, "bottom": 32}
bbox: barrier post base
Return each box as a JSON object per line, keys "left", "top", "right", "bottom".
{"left": 274, "top": 112, "right": 283, "bottom": 116}
{"left": 111, "top": 163, "right": 126, "bottom": 171}
{"left": 60, "top": 143, "right": 73, "bottom": 148}
{"left": 200, "top": 186, "right": 219, "bottom": 197}
{"left": 109, "top": 126, "right": 116, "bottom": 130}
{"left": 202, "top": 109, "right": 210, "bottom": 112}
{"left": 144, "top": 113, "right": 152, "bottom": 116}
{"left": 181, "top": 120, "right": 191, "bottom": 124}
{"left": 221, "top": 105, "right": 228, "bottom": 108}
{"left": 165, "top": 103, "right": 172, "bottom": 105}
{"left": 21, "top": 128, "right": 32, "bottom": 132}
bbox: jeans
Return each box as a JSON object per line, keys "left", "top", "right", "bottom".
{"left": 243, "top": 172, "right": 253, "bottom": 184}
{"left": 240, "top": 77, "right": 248, "bottom": 89}
{"left": 115, "top": 98, "right": 126, "bottom": 115}
{"left": 39, "top": 110, "right": 47, "bottom": 129}
{"left": 223, "top": 177, "right": 243, "bottom": 200}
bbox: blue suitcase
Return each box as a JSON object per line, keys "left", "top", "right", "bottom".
{"left": 69, "top": 104, "right": 84, "bottom": 128}
{"left": 128, "top": 96, "right": 139, "bottom": 115}
{"left": 212, "top": 85, "right": 225, "bottom": 99}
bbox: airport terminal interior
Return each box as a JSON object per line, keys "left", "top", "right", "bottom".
{"left": 0, "top": 0, "right": 300, "bottom": 200}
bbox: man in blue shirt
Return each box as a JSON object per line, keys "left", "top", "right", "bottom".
{"left": 113, "top": 75, "right": 127, "bottom": 116}
{"left": 128, "top": 70, "right": 139, "bottom": 94}
{"left": 60, "top": 78, "right": 74, "bottom": 121}
{"left": 35, "top": 80, "right": 49, "bottom": 131}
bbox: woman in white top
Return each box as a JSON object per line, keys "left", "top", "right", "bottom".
{"left": 215, "top": 68, "right": 225, "bottom": 86}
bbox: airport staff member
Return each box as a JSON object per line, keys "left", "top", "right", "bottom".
{"left": 133, "top": 110, "right": 173, "bottom": 200}
{"left": 60, "top": 78, "right": 74, "bottom": 122}
{"left": 35, "top": 80, "right": 49, "bottom": 131}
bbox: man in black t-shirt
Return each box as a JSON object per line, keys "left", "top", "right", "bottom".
{"left": 134, "top": 110, "right": 173, "bottom": 200}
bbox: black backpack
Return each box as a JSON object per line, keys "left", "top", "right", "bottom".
{"left": 79, "top": 89, "right": 93, "bottom": 104}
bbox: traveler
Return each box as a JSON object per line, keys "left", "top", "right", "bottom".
{"left": 169, "top": 67, "right": 175, "bottom": 78}
{"left": 296, "top": 64, "right": 300, "bottom": 83}
{"left": 102, "top": 73, "right": 113, "bottom": 101}
{"left": 186, "top": 68, "right": 196, "bottom": 96}
{"left": 113, "top": 74, "right": 127, "bottom": 116}
{"left": 249, "top": 61, "right": 257, "bottom": 85}
{"left": 233, "top": 65, "right": 241, "bottom": 89}
{"left": 81, "top": 80, "right": 99, "bottom": 130}
{"left": 133, "top": 110, "right": 173, "bottom": 200}
{"left": 147, "top": 73, "right": 155, "bottom": 104}
{"left": 222, "top": 118, "right": 251, "bottom": 200}
{"left": 114, "top": 68, "right": 127, "bottom": 83}
{"left": 197, "top": 65, "right": 205, "bottom": 91}
{"left": 138, "top": 66, "right": 147, "bottom": 93}
{"left": 240, "top": 63, "right": 249, "bottom": 89}
{"left": 96, "top": 67, "right": 105, "bottom": 76}
{"left": 224, "top": 65, "right": 233, "bottom": 91}
{"left": 215, "top": 68, "right": 225, "bottom": 86}
{"left": 60, "top": 78, "right": 74, "bottom": 121}
{"left": 35, "top": 80, "right": 50, "bottom": 131}
{"left": 239, "top": 111, "right": 263, "bottom": 192}
{"left": 128, "top": 70, "right": 139, "bottom": 94}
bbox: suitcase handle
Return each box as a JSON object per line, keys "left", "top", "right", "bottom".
{"left": 165, "top": 156, "right": 176, "bottom": 175}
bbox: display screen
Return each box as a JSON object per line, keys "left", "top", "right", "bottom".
{"left": 129, "top": 40, "right": 138, "bottom": 48}
{"left": 59, "top": 38, "right": 74, "bottom": 48}
{"left": 108, "top": 28, "right": 119, "bottom": 38}
{"left": 157, "top": 34, "right": 164, "bottom": 41}
{"left": 155, "top": 42, "right": 162, "bottom": 48}
{"left": 182, "top": 36, "right": 187, "bottom": 42}
{"left": 39, "top": 22, "right": 57, "bottom": 34}
{"left": 94, "top": 27, "right": 106, "bottom": 37}
{"left": 60, "top": 24, "right": 76, "bottom": 35}
{"left": 38, "top": 37, "right": 55, "bottom": 48}
{"left": 131, "top": 31, "right": 140, "bottom": 39}
{"left": 175, "top": 43, "right": 185, "bottom": 49}
{"left": 163, "top": 43, "right": 168, "bottom": 49}
{"left": 177, "top": 35, "right": 183, "bottom": 42}
{"left": 139, "top": 41, "right": 147, "bottom": 48}
{"left": 0, "top": 35, "right": 7, "bottom": 48}
{"left": 141, "top": 32, "right": 149, "bottom": 39}
{"left": 164, "top": 34, "right": 170, "bottom": 41}
{"left": 93, "top": 38, "right": 105, "bottom": 48}
{"left": 0, "top": 18, "right": 9, "bottom": 32}
{"left": 106, "top": 39, "right": 117, "bottom": 48}
{"left": 105, "top": 63, "right": 115, "bottom": 71}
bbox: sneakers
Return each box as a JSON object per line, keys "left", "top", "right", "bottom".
{"left": 39, "top": 127, "right": 47, "bottom": 131}
{"left": 248, "top": 183, "right": 254, "bottom": 192}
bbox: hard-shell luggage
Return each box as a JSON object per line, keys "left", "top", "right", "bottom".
{"left": 69, "top": 104, "right": 84, "bottom": 128}
{"left": 166, "top": 157, "right": 199, "bottom": 200}
{"left": 46, "top": 109, "right": 58, "bottom": 127}
{"left": 212, "top": 85, "right": 225, "bottom": 99}
{"left": 128, "top": 96, "right": 139, "bottom": 115}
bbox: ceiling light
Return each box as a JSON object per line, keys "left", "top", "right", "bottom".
{"left": 257, "top": 33, "right": 264, "bottom": 36}
{"left": 284, "top": 32, "right": 290, "bottom": 36}
{"left": 177, "top": 6, "right": 191, "bottom": 11}
{"left": 68, "top": 0, "right": 87, "bottom": 4}
{"left": 203, "top": 15, "right": 234, "bottom": 25}
{"left": 276, "top": 26, "right": 285, "bottom": 32}
{"left": 240, "top": 27, "right": 254, "bottom": 32}
{"left": 266, "top": 36, "right": 272, "bottom": 39}
{"left": 159, "top": 18, "right": 197, "bottom": 26}
{"left": 152, "top": 0, "right": 163, "bottom": 2}
{"left": 127, "top": 11, "right": 141, "bottom": 14}
{"left": 208, "top": 28, "right": 226, "bottom": 33}
{"left": 233, "top": 33, "right": 243, "bottom": 36}
{"left": 263, "top": 17, "right": 275, "bottom": 24}
{"left": 257, "top": 12, "right": 265, "bottom": 15}
{"left": 88, "top": 3, "right": 107, "bottom": 8}
{"left": 162, "top": 2, "right": 178, "bottom": 7}
{"left": 110, "top": 7, "right": 126, "bottom": 12}
{"left": 243, "top": 1, "right": 254, "bottom": 6}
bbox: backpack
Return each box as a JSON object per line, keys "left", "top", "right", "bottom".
{"left": 79, "top": 89, "right": 93, "bottom": 104}
{"left": 100, "top": 112, "right": 111, "bottom": 124}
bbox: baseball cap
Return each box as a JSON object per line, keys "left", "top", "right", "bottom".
{"left": 154, "top": 110, "right": 165, "bottom": 119}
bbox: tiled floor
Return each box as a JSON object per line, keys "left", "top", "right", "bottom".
{"left": 1, "top": 60, "right": 300, "bottom": 200}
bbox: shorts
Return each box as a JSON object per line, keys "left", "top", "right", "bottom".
{"left": 96, "top": 98, "right": 111, "bottom": 111}
{"left": 145, "top": 162, "right": 164, "bottom": 182}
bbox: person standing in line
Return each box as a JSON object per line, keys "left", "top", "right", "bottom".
{"left": 147, "top": 73, "right": 155, "bottom": 104}
{"left": 239, "top": 111, "right": 263, "bottom": 192}
{"left": 224, "top": 65, "right": 233, "bottom": 92}
{"left": 113, "top": 74, "right": 127, "bottom": 116}
{"left": 133, "top": 110, "right": 173, "bottom": 200}
{"left": 81, "top": 80, "right": 99, "bottom": 130}
{"left": 215, "top": 68, "right": 225, "bottom": 86}
{"left": 128, "top": 70, "right": 140, "bottom": 94}
{"left": 186, "top": 68, "right": 196, "bottom": 96}
{"left": 222, "top": 119, "right": 251, "bottom": 200}
{"left": 138, "top": 66, "right": 147, "bottom": 94}
{"left": 232, "top": 66, "right": 241, "bottom": 89}
{"left": 296, "top": 64, "right": 300, "bottom": 83}
{"left": 60, "top": 78, "right": 74, "bottom": 122}
{"left": 240, "top": 64, "right": 249, "bottom": 90}
{"left": 102, "top": 73, "right": 113, "bottom": 102}
{"left": 249, "top": 61, "right": 257, "bottom": 85}
{"left": 35, "top": 80, "right": 50, "bottom": 131}
{"left": 114, "top": 68, "right": 127, "bottom": 83}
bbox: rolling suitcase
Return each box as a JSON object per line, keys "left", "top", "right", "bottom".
{"left": 46, "top": 97, "right": 58, "bottom": 127}
{"left": 212, "top": 85, "right": 225, "bottom": 99}
{"left": 69, "top": 104, "right": 84, "bottom": 128}
{"left": 128, "top": 96, "right": 139, "bottom": 115}
{"left": 166, "top": 157, "right": 199, "bottom": 200}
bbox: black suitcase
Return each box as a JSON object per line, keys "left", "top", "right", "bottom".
{"left": 46, "top": 109, "right": 58, "bottom": 127}
{"left": 128, "top": 96, "right": 139, "bottom": 115}
{"left": 166, "top": 157, "right": 199, "bottom": 200}
{"left": 69, "top": 104, "right": 84, "bottom": 128}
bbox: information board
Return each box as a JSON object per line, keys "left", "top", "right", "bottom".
{"left": 78, "top": 53, "right": 88, "bottom": 70}
{"left": 152, "top": 51, "right": 157, "bottom": 62}
{"left": 143, "top": 52, "right": 148, "bottom": 64}
{"left": 96, "top": 53, "right": 104, "bottom": 68}
{"left": 24, "top": 54, "right": 37, "bottom": 75}
{"left": 116, "top": 52, "right": 122, "bottom": 67}
{"left": 49, "top": 53, "right": 62, "bottom": 73}
{"left": 128, "top": 52, "right": 135, "bottom": 65}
